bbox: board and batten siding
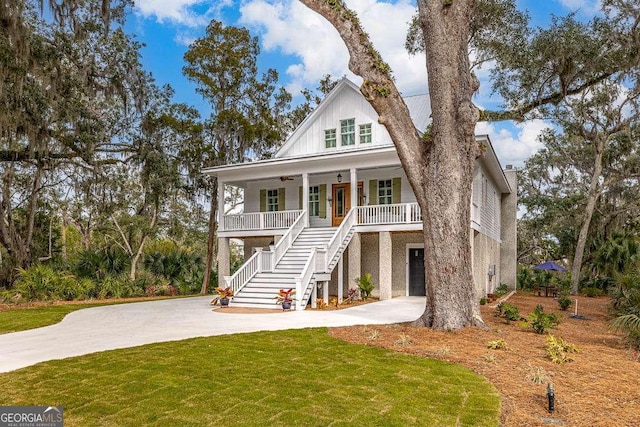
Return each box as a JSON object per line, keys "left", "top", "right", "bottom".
{"left": 472, "top": 168, "right": 501, "bottom": 242}
{"left": 277, "top": 88, "right": 393, "bottom": 158}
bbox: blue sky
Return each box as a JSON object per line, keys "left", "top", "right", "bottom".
{"left": 125, "top": 0, "right": 603, "bottom": 167}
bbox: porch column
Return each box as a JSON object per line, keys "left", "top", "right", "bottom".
{"left": 323, "top": 280, "right": 329, "bottom": 304}
{"left": 217, "top": 236, "right": 230, "bottom": 281}
{"left": 350, "top": 168, "right": 357, "bottom": 209}
{"left": 348, "top": 232, "right": 361, "bottom": 290}
{"left": 379, "top": 231, "right": 392, "bottom": 300}
{"left": 217, "top": 179, "right": 225, "bottom": 231}
{"left": 337, "top": 256, "right": 344, "bottom": 303}
{"left": 302, "top": 173, "right": 310, "bottom": 227}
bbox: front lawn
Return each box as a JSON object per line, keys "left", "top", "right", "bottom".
{"left": 0, "top": 328, "right": 500, "bottom": 426}
{"left": 0, "top": 304, "right": 106, "bottom": 334}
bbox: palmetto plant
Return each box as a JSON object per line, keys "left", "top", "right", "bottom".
{"left": 591, "top": 232, "right": 640, "bottom": 278}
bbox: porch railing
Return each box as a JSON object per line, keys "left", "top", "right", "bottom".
{"left": 325, "top": 207, "right": 357, "bottom": 271}
{"left": 295, "top": 249, "right": 317, "bottom": 311}
{"left": 357, "top": 203, "right": 422, "bottom": 225}
{"left": 273, "top": 210, "right": 306, "bottom": 266}
{"left": 222, "top": 210, "right": 303, "bottom": 232}
{"left": 225, "top": 249, "right": 263, "bottom": 294}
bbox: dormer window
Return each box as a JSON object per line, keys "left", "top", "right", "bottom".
{"left": 341, "top": 118, "right": 355, "bottom": 146}
{"left": 359, "top": 123, "right": 372, "bottom": 143}
{"left": 325, "top": 129, "right": 337, "bottom": 148}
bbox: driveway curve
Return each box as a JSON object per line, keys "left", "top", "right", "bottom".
{"left": 0, "top": 296, "right": 425, "bottom": 373}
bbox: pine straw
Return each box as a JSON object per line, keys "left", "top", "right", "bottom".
{"left": 328, "top": 293, "right": 639, "bottom": 427}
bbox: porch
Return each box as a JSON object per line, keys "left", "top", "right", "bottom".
{"left": 219, "top": 203, "right": 423, "bottom": 236}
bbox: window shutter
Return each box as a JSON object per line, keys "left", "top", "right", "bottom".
{"left": 278, "top": 188, "right": 285, "bottom": 211}
{"left": 368, "top": 180, "right": 377, "bottom": 205}
{"left": 319, "top": 184, "right": 327, "bottom": 218}
{"left": 392, "top": 178, "right": 401, "bottom": 204}
{"left": 298, "top": 186, "right": 303, "bottom": 210}
{"left": 259, "top": 189, "right": 266, "bottom": 212}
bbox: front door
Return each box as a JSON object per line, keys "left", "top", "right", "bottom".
{"left": 408, "top": 247, "right": 426, "bottom": 296}
{"left": 332, "top": 183, "right": 351, "bottom": 226}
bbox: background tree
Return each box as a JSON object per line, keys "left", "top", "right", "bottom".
{"left": 182, "top": 20, "right": 294, "bottom": 294}
{"left": 520, "top": 81, "right": 640, "bottom": 293}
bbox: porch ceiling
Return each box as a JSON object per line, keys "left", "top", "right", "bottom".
{"left": 203, "top": 145, "right": 401, "bottom": 187}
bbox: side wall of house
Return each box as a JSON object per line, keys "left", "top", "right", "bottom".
{"left": 471, "top": 230, "right": 502, "bottom": 298}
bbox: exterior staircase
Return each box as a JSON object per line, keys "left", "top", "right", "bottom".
{"left": 231, "top": 227, "right": 337, "bottom": 309}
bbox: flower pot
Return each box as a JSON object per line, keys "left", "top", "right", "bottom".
{"left": 282, "top": 301, "right": 292, "bottom": 311}
{"left": 220, "top": 297, "right": 230, "bottom": 307}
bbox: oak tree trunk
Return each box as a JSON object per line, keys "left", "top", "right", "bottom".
{"left": 300, "top": 0, "right": 483, "bottom": 329}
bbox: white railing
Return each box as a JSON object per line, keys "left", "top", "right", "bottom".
{"left": 272, "top": 210, "right": 306, "bottom": 267}
{"left": 326, "top": 207, "right": 357, "bottom": 271}
{"left": 357, "top": 203, "right": 422, "bottom": 225}
{"left": 295, "top": 249, "right": 317, "bottom": 311}
{"left": 222, "top": 210, "right": 303, "bottom": 231}
{"left": 225, "top": 249, "right": 262, "bottom": 294}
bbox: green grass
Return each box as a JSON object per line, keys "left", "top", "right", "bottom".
{"left": 0, "top": 304, "right": 108, "bottom": 334}
{"left": 0, "top": 328, "right": 500, "bottom": 426}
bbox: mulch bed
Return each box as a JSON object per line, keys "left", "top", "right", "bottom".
{"left": 329, "top": 293, "right": 639, "bottom": 427}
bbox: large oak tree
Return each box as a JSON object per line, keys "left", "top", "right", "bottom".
{"left": 300, "top": 0, "right": 640, "bottom": 329}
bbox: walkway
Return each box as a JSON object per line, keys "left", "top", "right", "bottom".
{"left": 0, "top": 296, "right": 425, "bottom": 373}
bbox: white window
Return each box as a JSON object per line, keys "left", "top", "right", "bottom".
{"left": 341, "top": 118, "right": 355, "bottom": 146}
{"left": 325, "top": 129, "right": 336, "bottom": 148}
{"left": 359, "top": 123, "right": 372, "bottom": 144}
{"left": 309, "top": 186, "right": 319, "bottom": 216}
{"left": 267, "top": 189, "right": 279, "bottom": 212}
{"left": 378, "top": 179, "right": 392, "bottom": 205}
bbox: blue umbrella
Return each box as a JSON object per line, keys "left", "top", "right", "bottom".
{"left": 533, "top": 261, "right": 568, "bottom": 271}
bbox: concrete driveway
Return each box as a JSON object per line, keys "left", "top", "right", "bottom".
{"left": 0, "top": 296, "right": 425, "bottom": 373}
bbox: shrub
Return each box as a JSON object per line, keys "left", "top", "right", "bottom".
{"left": 95, "top": 274, "right": 142, "bottom": 299}
{"left": 609, "top": 268, "right": 640, "bottom": 349}
{"left": 528, "top": 304, "right": 560, "bottom": 334}
{"left": 545, "top": 334, "right": 579, "bottom": 364}
{"left": 355, "top": 273, "right": 374, "bottom": 300}
{"left": 495, "top": 284, "right": 510, "bottom": 297}
{"left": 495, "top": 302, "right": 520, "bottom": 323}
{"left": 487, "top": 339, "right": 507, "bottom": 350}
{"left": 479, "top": 297, "right": 487, "bottom": 305}
{"left": 582, "top": 286, "right": 604, "bottom": 297}
{"left": 75, "top": 248, "right": 130, "bottom": 280}
{"left": 558, "top": 295, "right": 573, "bottom": 311}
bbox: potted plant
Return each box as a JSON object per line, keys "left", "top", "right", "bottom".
{"left": 211, "top": 287, "right": 234, "bottom": 307}
{"left": 274, "top": 288, "right": 295, "bottom": 310}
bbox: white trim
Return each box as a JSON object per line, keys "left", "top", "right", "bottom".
{"left": 406, "top": 243, "right": 424, "bottom": 296}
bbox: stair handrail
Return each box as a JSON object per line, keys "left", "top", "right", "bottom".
{"left": 224, "top": 249, "right": 264, "bottom": 294}
{"left": 273, "top": 210, "right": 306, "bottom": 267}
{"left": 325, "top": 207, "right": 358, "bottom": 271}
{"left": 295, "top": 248, "right": 317, "bottom": 311}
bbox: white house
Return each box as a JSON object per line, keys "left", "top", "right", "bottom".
{"left": 203, "top": 78, "right": 517, "bottom": 310}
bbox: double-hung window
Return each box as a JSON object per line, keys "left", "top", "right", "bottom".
{"left": 341, "top": 118, "right": 355, "bottom": 146}
{"left": 359, "top": 123, "right": 372, "bottom": 144}
{"left": 325, "top": 129, "right": 337, "bottom": 148}
{"left": 309, "top": 186, "right": 320, "bottom": 216}
{"left": 267, "top": 189, "right": 279, "bottom": 212}
{"left": 378, "top": 180, "right": 393, "bottom": 205}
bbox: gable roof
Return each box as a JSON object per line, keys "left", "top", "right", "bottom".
{"left": 275, "top": 78, "right": 432, "bottom": 158}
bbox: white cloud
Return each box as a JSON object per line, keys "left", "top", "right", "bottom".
{"left": 134, "top": 0, "right": 212, "bottom": 26}
{"left": 239, "top": 0, "right": 426, "bottom": 95}
{"left": 556, "top": 0, "right": 601, "bottom": 16}
{"left": 476, "top": 120, "right": 550, "bottom": 168}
